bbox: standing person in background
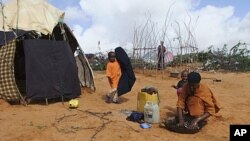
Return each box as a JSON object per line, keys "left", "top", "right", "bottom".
{"left": 157, "top": 41, "right": 166, "bottom": 70}
{"left": 105, "top": 51, "right": 121, "bottom": 103}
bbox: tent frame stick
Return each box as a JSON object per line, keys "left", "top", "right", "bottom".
{"left": 45, "top": 98, "right": 48, "bottom": 105}
{"left": 61, "top": 96, "right": 64, "bottom": 105}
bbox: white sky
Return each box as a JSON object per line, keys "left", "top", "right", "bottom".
{"left": 2, "top": 0, "right": 250, "bottom": 54}
{"left": 68, "top": 0, "right": 250, "bottom": 54}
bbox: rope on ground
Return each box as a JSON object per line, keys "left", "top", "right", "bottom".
{"left": 113, "top": 121, "right": 140, "bottom": 133}
{"left": 52, "top": 109, "right": 140, "bottom": 140}
{"left": 90, "top": 120, "right": 112, "bottom": 141}
{"left": 76, "top": 109, "right": 112, "bottom": 120}
{"left": 55, "top": 114, "right": 78, "bottom": 123}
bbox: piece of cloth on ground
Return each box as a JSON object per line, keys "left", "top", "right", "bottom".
{"left": 126, "top": 111, "right": 144, "bottom": 123}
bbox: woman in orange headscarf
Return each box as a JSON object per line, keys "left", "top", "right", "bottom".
{"left": 176, "top": 72, "right": 220, "bottom": 129}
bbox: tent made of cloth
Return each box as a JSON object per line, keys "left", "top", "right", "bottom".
{"left": 0, "top": 0, "right": 95, "bottom": 104}
{"left": 0, "top": 0, "right": 64, "bottom": 35}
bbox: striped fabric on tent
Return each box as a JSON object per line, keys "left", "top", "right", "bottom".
{"left": 0, "top": 40, "right": 21, "bottom": 101}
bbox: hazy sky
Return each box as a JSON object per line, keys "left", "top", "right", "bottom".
{"left": 2, "top": 0, "right": 250, "bottom": 54}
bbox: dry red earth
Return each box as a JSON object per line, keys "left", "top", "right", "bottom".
{"left": 1, "top": 70, "right": 250, "bottom": 141}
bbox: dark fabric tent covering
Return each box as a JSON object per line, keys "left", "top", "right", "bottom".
{"left": 24, "top": 39, "right": 80, "bottom": 100}
{"left": 115, "top": 47, "right": 136, "bottom": 96}
{"left": 0, "top": 0, "right": 96, "bottom": 104}
{"left": 52, "top": 23, "right": 79, "bottom": 52}
{"left": 0, "top": 30, "right": 28, "bottom": 46}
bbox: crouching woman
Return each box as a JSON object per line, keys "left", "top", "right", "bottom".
{"left": 165, "top": 72, "right": 221, "bottom": 133}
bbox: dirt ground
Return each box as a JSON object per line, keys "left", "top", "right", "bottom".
{"left": 1, "top": 70, "right": 250, "bottom": 141}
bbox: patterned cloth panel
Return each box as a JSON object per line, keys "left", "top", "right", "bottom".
{"left": 0, "top": 40, "right": 21, "bottom": 101}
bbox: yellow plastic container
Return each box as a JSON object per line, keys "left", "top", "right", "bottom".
{"left": 137, "top": 92, "right": 159, "bottom": 112}
{"left": 69, "top": 99, "right": 79, "bottom": 108}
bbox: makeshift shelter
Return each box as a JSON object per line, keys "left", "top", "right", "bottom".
{"left": 0, "top": 0, "right": 95, "bottom": 104}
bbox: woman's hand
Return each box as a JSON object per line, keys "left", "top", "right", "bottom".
{"left": 177, "top": 107, "right": 185, "bottom": 127}
{"left": 177, "top": 119, "right": 185, "bottom": 128}
{"left": 189, "top": 119, "right": 199, "bottom": 129}
{"left": 188, "top": 113, "right": 211, "bottom": 129}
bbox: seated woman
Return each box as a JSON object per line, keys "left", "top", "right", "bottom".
{"left": 164, "top": 72, "right": 221, "bottom": 134}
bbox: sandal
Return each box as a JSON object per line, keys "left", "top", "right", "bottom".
{"left": 105, "top": 95, "right": 112, "bottom": 103}
{"left": 112, "top": 100, "right": 121, "bottom": 104}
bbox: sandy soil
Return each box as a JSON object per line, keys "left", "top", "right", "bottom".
{"left": 1, "top": 70, "right": 250, "bottom": 141}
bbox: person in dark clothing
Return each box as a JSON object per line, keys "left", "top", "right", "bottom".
{"left": 114, "top": 47, "right": 136, "bottom": 102}
{"left": 157, "top": 41, "right": 166, "bottom": 70}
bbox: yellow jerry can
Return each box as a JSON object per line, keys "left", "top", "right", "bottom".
{"left": 137, "top": 92, "right": 159, "bottom": 112}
